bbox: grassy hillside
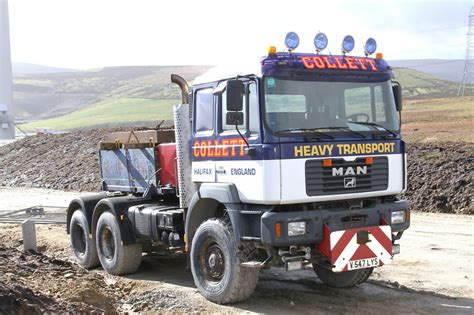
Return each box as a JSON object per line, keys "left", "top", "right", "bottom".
{"left": 16, "top": 65, "right": 468, "bottom": 132}
{"left": 392, "top": 68, "right": 460, "bottom": 99}
{"left": 389, "top": 59, "right": 464, "bottom": 83}
{"left": 13, "top": 65, "right": 210, "bottom": 120}
{"left": 20, "top": 98, "right": 177, "bottom": 131}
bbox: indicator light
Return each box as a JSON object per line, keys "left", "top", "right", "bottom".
{"left": 323, "top": 159, "right": 332, "bottom": 167}
{"left": 268, "top": 46, "right": 277, "bottom": 55}
{"left": 275, "top": 222, "right": 282, "bottom": 238}
{"left": 376, "top": 52, "right": 384, "bottom": 59}
{"left": 365, "top": 157, "right": 374, "bottom": 165}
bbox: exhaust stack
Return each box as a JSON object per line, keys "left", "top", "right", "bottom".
{"left": 171, "top": 74, "right": 190, "bottom": 104}
{"left": 0, "top": 0, "right": 14, "bottom": 139}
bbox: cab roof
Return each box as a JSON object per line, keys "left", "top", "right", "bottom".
{"left": 193, "top": 53, "right": 393, "bottom": 86}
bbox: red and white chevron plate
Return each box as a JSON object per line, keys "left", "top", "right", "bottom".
{"left": 318, "top": 225, "right": 393, "bottom": 272}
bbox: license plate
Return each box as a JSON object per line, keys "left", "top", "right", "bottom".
{"left": 347, "top": 257, "right": 380, "bottom": 270}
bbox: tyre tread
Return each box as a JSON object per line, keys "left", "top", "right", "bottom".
{"left": 313, "top": 265, "right": 373, "bottom": 288}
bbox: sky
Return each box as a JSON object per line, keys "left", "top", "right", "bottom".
{"left": 7, "top": 0, "right": 473, "bottom": 69}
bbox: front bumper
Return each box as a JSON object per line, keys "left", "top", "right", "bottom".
{"left": 260, "top": 200, "right": 409, "bottom": 246}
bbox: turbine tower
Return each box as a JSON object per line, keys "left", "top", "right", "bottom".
{"left": 458, "top": 7, "right": 474, "bottom": 97}
{"left": 0, "top": 0, "right": 15, "bottom": 139}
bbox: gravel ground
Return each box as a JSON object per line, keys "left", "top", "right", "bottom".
{"left": 0, "top": 129, "right": 472, "bottom": 214}
{"left": 0, "top": 197, "right": 472, "bottom": 313}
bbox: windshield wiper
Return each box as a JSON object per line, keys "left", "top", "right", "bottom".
{"left": 314, "top": 127, "right": 366, "bottom": 138}
{"left": 348, "top": 122, "right": 398, "bottom": 137}
{"left": 276, "top": 128, "right": 334, "bottom": 139}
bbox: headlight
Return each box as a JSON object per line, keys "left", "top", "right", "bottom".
{"left": 391, "top": 210, "right": 405, "bottom": 224}
{"left": 364, "top": 38, "right": 377, "bottom": 56}
{"left": 288, "top": 221, "right": 306, "bottom": 236}
{"left": 342, "top": 35, "right": 355, "bottom": 54}
{"left": 285, "top": 32, "right": 300, "bottom": 51}
{"left": 314, "top": 32, "right": 328, "bottom": 51}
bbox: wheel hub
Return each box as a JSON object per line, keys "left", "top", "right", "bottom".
{"left": 209, "top": 253, "right": 217, "bottom": 268}
{"left": 100, "top": 227, "right": 115, "bottom": 260}
{"left": 202, "top": 243, "right": 225, "bottom": 281}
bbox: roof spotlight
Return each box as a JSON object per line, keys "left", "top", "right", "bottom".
{"left": 342, "top": 35, "right": 355, "bottom": 54}
{"left": 314, "top": 32, "right": 328, "bottom": 52}
{"left": 285, "top": 32, "right": 300, "bottom": 51}
{"left": 364, "top": 38, "right": 377, "bottom": 56}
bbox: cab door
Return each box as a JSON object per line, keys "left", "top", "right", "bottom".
{"left": 215, "top": 80, "right": 266, "bottom": 202}
{"left": 191, "top": 85, "right": 216, "bottom": 183}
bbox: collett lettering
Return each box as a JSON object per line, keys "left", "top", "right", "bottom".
{"left": 193, "top": 138, "right": 247, "bottom": 158}
{"left": 300, "top": 56, "right": 378, "bottom": 71}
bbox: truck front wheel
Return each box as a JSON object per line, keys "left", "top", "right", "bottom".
{"left": 95, "top": 211, "right": 142, "bottom": 275}
{"left": 190, "top": 218, "right": 260, "bottom": 304}
{"left": 313, "top": 264, "right": 373, "bottom": 288}
{"left": 70, "top": 210, "right": 99, "bottom": 268}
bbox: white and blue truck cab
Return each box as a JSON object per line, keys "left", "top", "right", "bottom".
{"left": 67, "top": 32, "right": 410, "bottom": 304}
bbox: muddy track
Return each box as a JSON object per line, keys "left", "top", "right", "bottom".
{"left": 1, "top": 243, "right": 472, "bottom": 314}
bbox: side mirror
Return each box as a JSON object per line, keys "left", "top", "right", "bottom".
{"left": 226, "top": 80, "right": 244, "bottom": 111}
{"left": 226, "top": 112, "right": 244, "bottom": 126}
{"left": 392, "top": 83, "right": 402, "bottom": 111}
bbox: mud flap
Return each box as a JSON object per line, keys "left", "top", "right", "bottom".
{"left": 318, "top": 225, "right": 392, "bottom": 272}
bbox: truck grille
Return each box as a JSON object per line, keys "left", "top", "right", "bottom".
{"left": 305, "top": 157, "right": 388, "bottom": 196}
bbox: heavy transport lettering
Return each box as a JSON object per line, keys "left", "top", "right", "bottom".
{"left": 294, "top": 142, "right": 395, "bottom": 157}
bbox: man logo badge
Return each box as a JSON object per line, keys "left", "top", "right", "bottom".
{"left": 344, "top": 177, "right": 356, "bottom": 188}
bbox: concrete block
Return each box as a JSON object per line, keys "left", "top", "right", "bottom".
{"left": 21, "top": 220, "right": 37, "bottom": 252}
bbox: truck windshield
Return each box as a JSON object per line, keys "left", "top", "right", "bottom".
{"left": 263, "top": 77, "right": 400, "bottom": 136}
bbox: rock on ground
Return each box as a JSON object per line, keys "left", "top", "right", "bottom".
{"left": 0, "top": 130, "right": 472, "bottom": 214}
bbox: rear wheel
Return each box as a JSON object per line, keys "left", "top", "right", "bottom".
{"left": 95, "top": 211, "right": 142, "bottom": 275}
{"left": 313, "top": 264, "right": 373, "bottom": 288}
{"left": 70, "top": 210, "right": 99, "bottom": 268}
{"left": 190, "top": 218, "right": 260, "bottom": 304}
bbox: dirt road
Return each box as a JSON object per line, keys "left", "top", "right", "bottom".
{"left": 0, "top": 187, "right": 473, "bottom": 313}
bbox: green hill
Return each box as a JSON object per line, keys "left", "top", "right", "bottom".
{"left": 20, "top": 98, "right": 177, "bottom": 131}
{"left": 13, "top": 65, "right": 210, "bottom": 120}
{"left": 392, "top": 67, "right": 460, "bottom": 99}
{"left": 17, "top": 65, "right": 464, "bottom": 132}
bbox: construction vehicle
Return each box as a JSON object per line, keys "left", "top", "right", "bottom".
{"left": 67, "top": 32, "right": 410, "bottom": 304}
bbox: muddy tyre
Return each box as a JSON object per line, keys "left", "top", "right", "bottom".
{"left": 313, "top": 265, "right": 373, "bottom": 288}
{"left": 190, "top": 218, "right": 260, "bottom": 304}
{"left": 70, "top": 210, "right": 99, "bottom": 268}
{"left": 95, "top": 211, "right": 142, "bottom": 275}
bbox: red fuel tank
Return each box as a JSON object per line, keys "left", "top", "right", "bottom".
{"left": 157, "top": 143, "right": 177, "bottom": 187}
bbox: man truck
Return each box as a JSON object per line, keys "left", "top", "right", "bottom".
{"left": 67, "top": 32, "right": 410, "bottom": 303}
